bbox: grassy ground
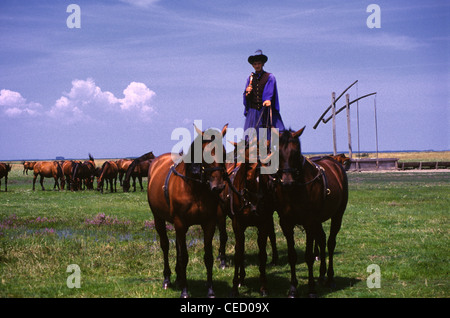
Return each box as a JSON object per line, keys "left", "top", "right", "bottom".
{"left": 0, "top": 157, "right": 448, "bottom": 298}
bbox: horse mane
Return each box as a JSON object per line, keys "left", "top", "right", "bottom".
{"left": 101, "top": 161, "right": 109, "bottom": 169}
{"left": 123, "top": 151, "right": 155, "bottom": 191}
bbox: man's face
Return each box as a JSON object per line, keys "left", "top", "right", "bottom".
{"left": 252, "top": 61, "right": 264, "bottom": 72}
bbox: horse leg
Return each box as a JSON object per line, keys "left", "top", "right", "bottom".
{"left": 33, "top": 173, "right": 37, "bottom": 191}
{"left": 257, "top": 223, "right": 269, "bottom": 297}
{"left": 327, "top": 213, "right": 343, "bottom": 289}
{"left": 132, "top": 176, "right": 137, "bottom": 192}
{"left": 109, "top": 178, "right": 114, "bottom": 193}
{"left": 316, "top": 224, "right": 327, "bottom": 285}
{"left": 268, "top": 216, "right": 278, "bottom": 265}
{"left": 280, "top": 218, "right": 297, "bottom": 298}
{"left": 154, "top": 217, "right": 171, "bottom": 290}
{"left": 231, "top": 222, "right": 245, "bottom": 297}
{"left": 304, "top": 225, "right": 317, "bottom": 298}
{"left": 174, "top": 224, "right": 189, "bottom": 298}
{"left": 202, "top": 221, "right": 216, "bottom": 298}
{"left": 138, "top": 176, "right": 143, "bottom": 191}
{"left": 53, "top": 176, "right": 59, "bottom": 191}
{"left": 40, "top": 175, "right": 45, "bottom": 191}
{"left": 217, "top": 207, "right": 228, "bottom": 269}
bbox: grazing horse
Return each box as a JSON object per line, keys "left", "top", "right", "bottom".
{"left": 22, "top": 161, "right": 36, "bottom": 175}
{"left": 217, "top": 142, "right": 278, "bottom": 297}
{"left": 62, "top": 160, "right": 80, "bottom": 190}
{"left": 32, "top": 161, "right": 65, "bottom": 191}
{"left": 147, "top": 124, "right": 228, "bottom": 298}
{"left": 123, "top": 151, "right": 154, "bottom": 192}
{"left": 0, "top": 163, "right": 12, "bottom": 192}
{"left": 116, "top": 159, "right": 133, "bottom": 186}
{"left": 274, "top": 127, "right": 348, "bottom": 297}
{"left": 97, "top": 161, "right": 118, "bottom": 193}
{"left": 72, "top": 154, "right": 96, "bottom": 191}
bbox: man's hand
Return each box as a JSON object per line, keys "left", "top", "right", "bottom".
{"left": 263, "top": 100, "right": 271, "bottom": 107}
{"left": 245, "top": 86, "right": 253, "bottom": 96}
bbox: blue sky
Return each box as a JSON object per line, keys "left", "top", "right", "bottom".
{"left": 0, "top": 0, "right": 448, "bottom": 160}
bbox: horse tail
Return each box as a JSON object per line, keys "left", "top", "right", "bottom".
{"left": 100, "top": 161, "right": 110, "bottom": 179}
{"left": 56, "top": 161, "right": 63, "bottom": 178}
{"left": 72, "top": 162, "right": 79, "bottom": 182}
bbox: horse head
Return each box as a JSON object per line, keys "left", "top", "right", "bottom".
{"left": 278, "top": 126, "right": 306, "bottom": 187}
{"left": 187, "top": 123, "right": 228, "bottom": 193}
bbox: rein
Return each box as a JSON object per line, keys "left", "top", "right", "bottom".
{"left": 228, "top": 162, "right": 266, "bottom": 217}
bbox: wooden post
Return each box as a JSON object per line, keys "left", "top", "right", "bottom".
{"left": 332, "top": 92, "right": 337, "bottom": 156}
{"left": 374, "top": 94, "right": 379, "bottom": 169}
{"left": 346, "top": 93, "right": 352, "bottom": 159}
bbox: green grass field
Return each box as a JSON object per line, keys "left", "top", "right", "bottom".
{"left": 0, "top": 164, "right": 448, "bottom": 298}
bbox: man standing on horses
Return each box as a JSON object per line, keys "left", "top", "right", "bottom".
{"left": 243, "top": 50, "right": 285, "bottom": 140}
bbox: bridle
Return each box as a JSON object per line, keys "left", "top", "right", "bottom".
{"left": 227, "top": 161, "right": 268, "bottom": 217}
{"left": 272, "top": 154, "right": 331, "bottom": 199}
{"left": 163, "top": 160, "right": 228, "bottom": 208}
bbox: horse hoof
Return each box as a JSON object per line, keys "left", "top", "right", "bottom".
{"left": 180, "top": 289, "right": 189, "bottom": 298}
{"left": 260, "top": 289, "right": 268, "bottom": 297}
{"left": 287, "top": 285, "right": 297, "bottom": 298}
{"left": 207, "top": 288, "right": 215, "bottom": 298}
{"left": 163, "top": 278, "right": 171, "bottom": 290}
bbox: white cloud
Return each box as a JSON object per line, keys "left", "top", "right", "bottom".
{"left": 47, "top": 78, "right": 156, "bottom": 123}
{"left": 119, "top": 81, "right": 156, "bottom": 116}
{"left": 0, "top": 89, "right": 42, "bottom": 117}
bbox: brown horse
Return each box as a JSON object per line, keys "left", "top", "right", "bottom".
{"left": 62, "top": 160, "right": 81, "bottom": 190}
{"left": 97, "top": 161, "right": 118, "bottom": 193}
{"left": 147, "top": 124, "right": 228, "bottom": 298}
{"left": 123, "top": 151, "right": 154, "bottom": 192}
{"left": 274, "top": 127, "right": 348, "bottom": 297}
{"left": 0, "top": 163, "right": 12, "bottom": 192}
{"left": 22, "top": 161, "right": 36, "bottom": 175}
{"left": 116, "top": 159, "right": 133, "bottom": 186}
{"left": 72, "top": 154, "right": 96, "bottom": 191}
{"left": 32, "top": 161, "right": 65, "bottom": 191}
{"left": 217, "top": 142, "right": 278, "bottom": 297}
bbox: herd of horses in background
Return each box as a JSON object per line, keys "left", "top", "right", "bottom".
{"left": 0, "top": 125, "right": 351, "bottom": 298}
{"left": 14, "top": 152, "right": 155, "bottom": 193}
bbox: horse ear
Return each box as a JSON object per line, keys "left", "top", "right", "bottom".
{"left": 221, "top": 123, "right": 229, "bottom": 137}
{"left": 292, "top": 126, "right": 306, "bottom": 139}
{"left": 194, "top": 123, "right": 204, "bottom": 136}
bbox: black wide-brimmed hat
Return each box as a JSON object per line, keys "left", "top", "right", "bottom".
{"left": 248, "top": 50, "right": 268, "bottom": 64}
